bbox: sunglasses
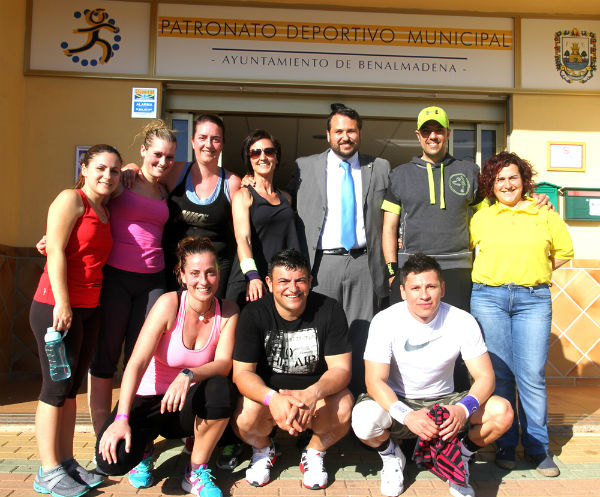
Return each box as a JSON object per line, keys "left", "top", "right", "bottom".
{"left": 249, "top": 147, "right": 276, "bottom": 159}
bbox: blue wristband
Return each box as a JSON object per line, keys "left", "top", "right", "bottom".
{"left": 245, "top": 270, "right": 260, "bottom": 282}
{"left": 457, "top": 394, "right": 480, "bottom": 418}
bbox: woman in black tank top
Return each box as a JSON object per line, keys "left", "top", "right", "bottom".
{"left": 226, "top": 130, "right": 301, "bottom": 309}
{"left": 163, "top": 115, "right": 241, "bottom": 294}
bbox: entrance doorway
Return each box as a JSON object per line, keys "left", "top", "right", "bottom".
{"left": 169, "top": 112, "right": 503, "bottom": 187}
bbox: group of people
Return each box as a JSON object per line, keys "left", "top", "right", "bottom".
{"left": 29, "top": 103, "right": 573, "bottom": 497}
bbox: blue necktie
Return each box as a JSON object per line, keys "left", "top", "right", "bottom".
{"left": 340, "top": 161, "right": 357, "bottom": 251}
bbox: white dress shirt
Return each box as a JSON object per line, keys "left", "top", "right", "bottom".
{"left": 318, "top": 150, "right": 366, "bottom": 250}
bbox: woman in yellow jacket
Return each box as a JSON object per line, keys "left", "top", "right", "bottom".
{"left": 470, "top": 152, "right": 573, "bottom": 477}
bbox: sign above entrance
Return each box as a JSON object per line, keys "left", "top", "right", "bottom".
{"left": 155, "top": 4, "right": 514, "bottom": 89}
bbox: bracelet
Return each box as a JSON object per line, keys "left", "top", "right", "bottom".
{"left": 245, "top": 270, "right": 261, "bottom": 282}
{"left": 263, "top": 389, "right": 277, "bottom": 406}
{"left": 457, "top": 394, "right": 480, "bottom": 419}
{"left": 240, "top": 258, "right": 258, "bottom": 275}
{"left": 389, "top": 400, "right": 414, "bottom": 425}
{"left": 386, "top": 261, "right": 399, "bottom": 277}
{"left": 115, "top": 413, "right": 129, "bottom": 421}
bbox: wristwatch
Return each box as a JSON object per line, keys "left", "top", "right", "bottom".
{"left": 180, "top": 368, "right": 194, "bottom": 381}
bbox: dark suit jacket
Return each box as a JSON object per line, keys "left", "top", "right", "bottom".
{"left": 290, "top": 150, "right": 390, "bottom": 299}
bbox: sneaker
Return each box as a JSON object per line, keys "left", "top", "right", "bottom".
{"left": 245, "top": 446, "right": 276, "bottom": 487}
{"left": 62, "top": 458, "right": 104, "bottom": 488}
{"left": 299, "top": 448, "right": 328, "bottom": 489}
{"left": 216, "top": 443, "right": 244, "bottom": 470}
{"left": 181, "top": 465, "right": 222, "bottom": 497}
{"left": 448, "top": 453, "right": 475, "bottom": 497}
{"left": 527, "top": 452, "right": 560, "bottom": 477}
{"left": 379, "top": 440, "right": 406, "bottom": 497}
{"left": 495, "top": 446, "right": 516, "bottom": 470}
{"left": 128, "top": 447, "right": 154, "bottom": 488}
{"left": 182, "top": 437, "right": 195, "bottom": 455}
{"left": 33, "top": 465, "right": 89, "bottom": 497}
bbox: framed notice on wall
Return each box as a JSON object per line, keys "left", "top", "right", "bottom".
{"left": 547, "top": 142, "right": 585, "bottom": 172}
{"left": 75, "top": 146, "right": 90, "bottom": 181}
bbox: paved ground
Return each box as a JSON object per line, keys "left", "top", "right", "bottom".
{"left": 1, "top": 384, "right": 600, "bottom": 496}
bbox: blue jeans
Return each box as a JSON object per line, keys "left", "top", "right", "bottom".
{"left": 470, "top": 283, "right": 552, "bottom": 455}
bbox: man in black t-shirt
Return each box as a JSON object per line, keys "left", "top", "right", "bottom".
{"left": 232, "top": 249, "right": 353, "bottom": 490}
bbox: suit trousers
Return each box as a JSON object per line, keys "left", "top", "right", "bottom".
{"left": 312, "top": 250, "right": 376, "bottom": 396}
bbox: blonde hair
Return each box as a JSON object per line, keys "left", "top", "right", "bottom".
{"left": 139, "top": 119, "right": 177, "bottom": 150}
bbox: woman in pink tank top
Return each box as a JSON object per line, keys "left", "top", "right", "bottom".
{"left": 30, "top": 145, "right": 122, "bottom": 497}
{"left": 87, "top": 121, "right": 177, "bottom": 437}
{"left": 96, "top": 237, "right": 239, "bottom": 497}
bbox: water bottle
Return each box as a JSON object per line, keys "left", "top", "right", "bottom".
{"left": 44, "top": 327, "right": 71, "bottom": 381}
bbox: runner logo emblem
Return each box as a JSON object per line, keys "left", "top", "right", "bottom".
{"left": 554, "top": 28, "right": 596, "bottom": 84}
{"left": 449, "top": 173, "right": 470, "bottom": 196}
{"left": 61, "top": 8, "right": 121, "bottom": 67}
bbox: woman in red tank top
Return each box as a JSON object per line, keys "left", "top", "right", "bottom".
{"left": 30, "top": 145, "right": 122, "bottom": 497}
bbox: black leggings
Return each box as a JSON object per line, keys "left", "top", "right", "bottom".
{"left": 89, "top": 266, "right": 165, "bottom": 378}
{"left": 95, "top": 375, "right": 236, "bottom": 475}
{"left": 30, "top": 300, "right": 101, "bottom": 407}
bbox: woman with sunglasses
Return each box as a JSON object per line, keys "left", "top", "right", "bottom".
{"left": 226, "top": 129, "right": 301, "bottom": 307}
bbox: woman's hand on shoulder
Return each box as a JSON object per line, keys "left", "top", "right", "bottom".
{"left": 120, "top": 163, "right": 141, "bottom": 189}
{"left": 530, "top": 192, "right": 553, "bottom": 210}
{"left": 246, "top": 279, "right": 266, "bottom": 302}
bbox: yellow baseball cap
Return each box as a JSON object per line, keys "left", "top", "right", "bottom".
{"left": 417, "top": 106, "right": 449, "bottom": 130}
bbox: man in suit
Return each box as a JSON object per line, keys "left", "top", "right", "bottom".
{"left": 290, "top": 104, "right": 390, "bottom": 395}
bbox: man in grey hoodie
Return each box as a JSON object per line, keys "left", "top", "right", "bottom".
{"left": 381, "top": 106, "right": 479, "bottom": 313}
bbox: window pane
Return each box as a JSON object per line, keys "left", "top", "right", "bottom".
{"left": 452, "top": 129, "right": 476, "bottom": 162}
{"left": 172, "top": 119, "right": 189, "bottom": 163}
{"left": 481, "top": 129, "right": 497, "bottom": 166}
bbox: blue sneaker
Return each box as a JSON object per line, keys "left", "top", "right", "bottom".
{"left": 181, "top": 465, "right": 222, "bottom": 497}
{"left": 62, "top": 458, "right": 104, "bottom": 488}
{"left": 33, "top": 465, "right": 89, "bottom": 497}
{"left": 128, "top": 448, "right": 154, "bottom": 488}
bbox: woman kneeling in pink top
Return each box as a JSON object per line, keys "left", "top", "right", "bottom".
{"left": 96, "top": 237, "right": 239, "bottom": 497}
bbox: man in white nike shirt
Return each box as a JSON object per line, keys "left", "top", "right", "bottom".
{"left": 351, "top": 253, "right": 512, "bottom": 497}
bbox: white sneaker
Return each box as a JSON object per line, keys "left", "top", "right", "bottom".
{"left": 299, "top": 448, "right": 328, "bottom": 489}
{"left": 245, "top": 446, "right": 276, "bottom": 487}
{"left": 380, "top": 441, "right": 406, "bottom": 496}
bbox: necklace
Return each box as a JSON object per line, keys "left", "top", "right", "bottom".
{"left": 196, "top": 298, "right": 214, "bottom": 324}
